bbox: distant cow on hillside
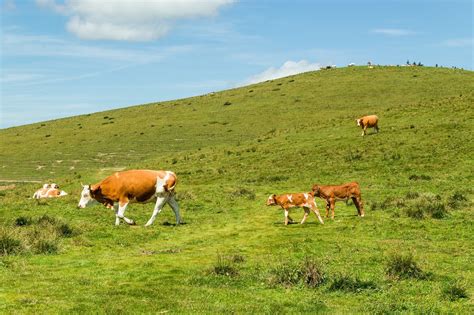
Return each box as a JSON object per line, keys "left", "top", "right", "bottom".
{"left": 266, "top": 192, "right": 324, "bottom": 225}
{"left": 33, "top": 183, "right": 68, "bottom": 199}
{"left": 77, "top": 170, "right": 180, "bottom": 227}
{"left": 356, "top": 115, "right": 379, "bottom": 136}
{"left": 311, "top": 182, "right": 364, "bottom": 219}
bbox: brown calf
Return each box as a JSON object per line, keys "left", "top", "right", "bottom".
{"left": 356, "top": 115, "right": 379, "bottom": 136}
{"left": 266, "top": 192, "right": 324, "bottom": 225}
{"left": 311, "top": 182, "right": 364, "bottom": 219}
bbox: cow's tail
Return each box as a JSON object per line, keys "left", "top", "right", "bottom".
{"left": 166, "top": 172, "right": 177, "bottom": 192}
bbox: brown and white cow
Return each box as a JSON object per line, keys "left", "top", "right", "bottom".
{"left": 266, "top": 192, "right": 324, "bottom": 225}
{"left": 33, "top": 183, "right": 68, "bottom": 199}
{"left": 77, "top": 170, "right": 180, "bottom": 227}
{"left": 356, "top": 115, "right": 379, "bottom": 136}
{"left": 311, "top": 182, "right": 364, "bottom": 219}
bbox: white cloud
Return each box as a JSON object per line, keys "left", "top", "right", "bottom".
{"left": 442, "top": 38, "right": 473, "bottom": 47}
{"left": 371, "top": 28, "right": 417, "bottom": 36}
{"left": 36, "top": 0, "right": 235, "bottom": 41}
{"left": 243, "top": 60, "right": 320, "bottom": 85}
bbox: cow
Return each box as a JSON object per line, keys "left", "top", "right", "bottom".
{"left": 356, "top": 115, "right": 379, "bottom": 136}
{"left": 266, "top": 192, "right": 324, "bottom": 225}
{"left": 311, "top": 182, "right": 364, "bottom": 219}
{"left": 33, "top": 183, "right": 68, "bottom": 199}
{"left": 77, "top": 170, "right": 180, "bottom": 227}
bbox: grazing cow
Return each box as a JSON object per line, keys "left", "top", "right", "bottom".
{"left": 356, "top": 115, "right": 379, "bottom": 136}
{"left": 311, "top": 182, "right": 364, "bottom": 219}
{"left": 77, "top": 170, "right": 180, "bottom": 227}
{"left": 33, "top": 183, "right": 68, "bottom": 199}
{"left": 266, "top": 192, "right": 324, "bottom": 225}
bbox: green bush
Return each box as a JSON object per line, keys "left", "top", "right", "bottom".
{"left": 385, "top": 253, "right": 425, "bottom": 280}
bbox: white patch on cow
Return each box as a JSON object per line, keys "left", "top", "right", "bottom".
{"left": 356, "top": 119, "right": 361, "bottom": 126}
{"left": 59, "top": 190, "right": 68, "bottom": 196}
{"left": 287, "top": 195, "right": 293, "bottom": 203}
{"left": 304, "top": 193, "right": 308, "bottom": 200}
{"left": 155, "top": 172, "right": 170, "bottom": 195}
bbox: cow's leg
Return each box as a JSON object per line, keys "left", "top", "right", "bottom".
{"left": 167, "top": 195, "right": 181, "bottom": 225}
{"left": 300, "top": 207, "right": 310, "bottom": 224}
{"left": 354, "top": 196, "right": 365, "bottom": 217}
{"left": 287, "top": 215, "right": 294, "bottom": 223}
{"left": 375, "top": 124, "right": 379, "bottom": 133}
{"left": 352, "top": 196, "right": 362, "bottom": 216}
{"left": 310, "top": 201, "right": 324, "bottom": 224}
{"left": 113, "top": 204, "right": 120, "bottom": 226}
{"left": 325, "top": 201, "right": 330, "bottom": 218}
{"left": 117, "top": 200, "right": 135, "bottom": 225}
{"left": 362, "top": 126, "right": 367, "bottom": 136}
{"left": 145, "top": 194, "right": 168, "bottom": 227}
{"left": 330, "top": 198, "right": 336, "bottom": 219}
{"left": 284, "top": 208, "right": 290, "bottom": 225}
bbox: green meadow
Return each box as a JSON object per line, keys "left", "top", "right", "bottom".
{"left": 1, "top": 66, "right": 473, "bottom": 313}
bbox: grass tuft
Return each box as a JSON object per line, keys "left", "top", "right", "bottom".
{"left": 210, "top": 254, "right": 239, "bottom": 277}
{"left": 441, "top": 281, "right": 469, "bottom": 301}
{"left": 268, "top": 257, "right": 325, "bottom": 288}
{"left": 385, "top": 253, "right": 425, "bottom": 280}
{"left": 328, "top": 274, "right": 378, "bottom": 292}
{"left": 0, "top": 229, "right": 23, "bottom": 256}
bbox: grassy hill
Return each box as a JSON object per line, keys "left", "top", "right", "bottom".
{"left": 1, "top": 66, "right": 473, "bottom": 313}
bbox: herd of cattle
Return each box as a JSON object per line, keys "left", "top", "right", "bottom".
{"left": 32, "top": 115, "right": 379, "bottom": 226}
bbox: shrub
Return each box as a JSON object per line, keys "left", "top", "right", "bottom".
{"left": 34, "top": 239, "right": 58, "bottom": 254}
{"left": 15, "top": 216, "right": 32, "bottom": 226}
{"left": 301, "top": 258, "right": 325, "bottom": 288}
{"left": 37, "top": 215, "right": 57, "bottom": 226}
{"left": 442, "top": 281, "right": 469, "bottom": 301}
{"left": 328, "top": 274, "right": 377, "bottom": 292}
{"left": 385, "top": 253, "right": 425, "bottom": 280}
{"left": 0, "top": 229, "right": 23, "bottom": 255}
{"left": 268, "top": 257, "right": 325, "bottom": 288}
{"left": 211, "top": 254, "right": 239, "bottom": 277}
{"left": 447, "top": 191, "right": 468, "bottom": 210}
{"left": 57, "top": 224, "right": 74, "bottom": 238}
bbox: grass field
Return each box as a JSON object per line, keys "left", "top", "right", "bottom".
{"left": 1, "top": 66, "right": 473, "bottom": 313}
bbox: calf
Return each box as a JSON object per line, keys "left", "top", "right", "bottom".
{"left": 266, "top": 192, "right": 324, "bottom": 225}
{"left": 78, "top": 170, "right": 180, "bottom": 227}
{"left": 356, "top": 115, "right": 379, "bottom": 136}
{"left": 311, "top": 182, "right": 364, "bottom": 219}
{"left": 33, "top": 184, "right": 68, "bottom": 199}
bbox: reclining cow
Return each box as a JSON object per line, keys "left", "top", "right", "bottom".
{"left": 266, "top": 192, "right": 324, "bottom": 225}
{"left": 311, "top": 182, "right": 364, "bottom": 219}
{"left": 78, "top": 170, "right": 181, "bottom": 227}
{"left": 33, "top": 183, "right": 68, "bottom": 199}
{"left": 356, "top": 115, "right": 379, "bottom": 136}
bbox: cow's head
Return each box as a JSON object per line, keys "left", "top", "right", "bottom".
{"left": 311, "top": 184, "right": 321, "bottom": 197}
{"left": 266, "top": 194, "right": 277, "bottom": 206}
{"left": 42, "top": 183, "right": 49, "bottom": 189}
{"left": 51, "top": 183, "right": 59, "bottom": 189}
{"left": 77, "top": 184, "right": 99, "bottom": 208}
{"left": 356, "top": 119, "right": 362, "bottom": 126}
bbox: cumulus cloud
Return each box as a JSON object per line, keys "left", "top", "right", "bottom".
{"left": 36, "top": 0, "right": 234, "bottom": 41}
{"left": 371, "top": 28, "right": 417, "bottom": 36}
{"left": 244, "top": 60, "right": 320, "bottom": 85}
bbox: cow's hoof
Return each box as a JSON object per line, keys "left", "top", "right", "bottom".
{"left": 129, "top": 220, "right": 136, "bottom": 225}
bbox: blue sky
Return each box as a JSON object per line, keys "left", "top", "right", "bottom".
{"left": 1, "top": 0, "right": 472, "bottom": 128}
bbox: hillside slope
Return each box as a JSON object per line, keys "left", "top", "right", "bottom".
{"left": 1, "top": 66, "right": 473, "bottom": 313}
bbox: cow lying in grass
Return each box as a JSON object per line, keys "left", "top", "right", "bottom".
{"left": 78, "top": 170, "right": 180, "bottom": 227}
{"left": 266, "top": 192, "right": 324, "bottom": 225}
{"left": 311, "top": 182, "right": 364, "bottom": 219}
{"left": 356, "top": 115, "right": 379, "bottom": 136}
{"left": 33, "top": 183, "right": 68, "bottom": 199}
